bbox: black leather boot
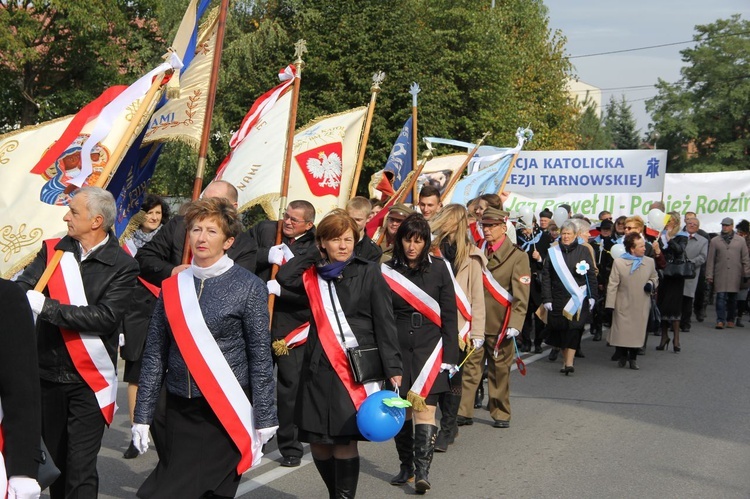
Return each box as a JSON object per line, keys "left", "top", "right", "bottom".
{"left": 473, "top": 381, "right": 484, "bottom": 409}
{"left": 390, "top": 421, "right": 414, "bottom": 485}
{"left": 313, "top": 457, "right": 336, "bottom": 498}
{"left": 434, "top": 393, "right": 460, "bottom": 452}
{"left": 414, "top": 424, "right": 438, "bottom": 495}
{"left": 334, "top": 457, "right": 359, "bottom": 499}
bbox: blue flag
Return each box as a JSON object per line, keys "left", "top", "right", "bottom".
{"left": 109, "top": 0, "right": 212, "bottom": 236}
{"left": 450, "top": 151, "right": 515, "bottom": 206}
{"left": 383, "top": 116, "right": 413, "bottom": 198}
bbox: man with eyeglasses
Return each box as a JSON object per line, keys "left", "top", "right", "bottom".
{"left": 680, "top": 218, "right": 708, "bottom": 332}
{"left": 684, "top": 212, "right": 711, "bottom": 322}
{"left": 378, "top": 203, "right": 415, "bottom": 261}
{"left": 248, "top": 200, "right": 316, "bottom": 468}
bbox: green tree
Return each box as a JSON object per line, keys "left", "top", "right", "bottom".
{"left": 575, "top": 99, "right": 610, "bottom": 149}
{"left": 0, "top": 0, "right": 164, "bottom": 130}
{"left": 603, "top": 95, "right": 640, "bottom": 149}
{"left": 647, "top": 15, "right": 749, "bottom": 172}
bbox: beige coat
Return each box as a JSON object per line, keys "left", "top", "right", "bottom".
{"left": 706, "top": 233, "right": 750, "bottom": 293}
{"left": 454, "top": 246, "right": 487, "bottom": 340}
{"left": 606, "top": 257, "right": 659, "bottom": 348}
{"left": 485, "top": 238, "right": 531, "bottom": 334}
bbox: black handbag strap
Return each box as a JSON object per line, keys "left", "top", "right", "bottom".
{"left": 326, "top": 281, "right": 348, "bottom": 347}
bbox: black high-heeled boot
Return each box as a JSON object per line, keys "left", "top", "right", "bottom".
{"left": 414, "top": 424, "right": 438, "bottom": 495}
{"left": 313, "top": 457, "right": 336, "bottom": 498}
{"left": 434, "top": 392, "right": 460, "bottom": 452}
{"left": 334, "top": 457, "right": 360, "bottom": 499}
{"left": 390, "top": 421, "right": 414, "bottom": 485}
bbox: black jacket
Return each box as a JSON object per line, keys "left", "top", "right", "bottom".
{"left": 248, "top": 220, "right": 317, "bottom": 339}
{"left": 17, "top": 234, "right": 139, "bottom": 384}
{"left": 0, "top": 279, "right": 42, "bottom": 478}
{"left": 136, "top": 215, "right": 255, "bottom": 286}
{"left": 276, "top": 252, "right": 402, "bottom": 437}
{"left": 541, "top": 241, "right": 598, "bottom": 330}
{"left": 354, "top": 233, "right": 382, "bottom": 263}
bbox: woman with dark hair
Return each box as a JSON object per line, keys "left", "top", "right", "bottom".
{"left": 120, "top": 193, "right": 171, "bottom": 459}
{"left": 276, "top": 209, "right": 402, "bottom": 498}
{"left": 606, "top": 232, "right": 659, "bottom": 370}
{"left": 541, "top": 219, "right": 597, "bottom": 375}
{"left": 383, "top": 213, "right": 459, "bottom": 494}
{"left": 133, "top": 197, "right": 277, "bottom": 498}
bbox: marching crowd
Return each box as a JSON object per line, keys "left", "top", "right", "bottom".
{"left": 2, "top": 181, "right": 750, "bottom": 499}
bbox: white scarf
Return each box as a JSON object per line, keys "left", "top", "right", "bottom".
{"left": 191, "top": 254, "right": 234, "bottom": 280}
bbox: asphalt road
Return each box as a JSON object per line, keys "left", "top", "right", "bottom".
{"left": 45, "top": 307, "right": 750, "bottom": 498}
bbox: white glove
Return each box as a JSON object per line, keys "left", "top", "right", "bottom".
{"left": 543, "top": 302, "right": 553, "bottom": 312}
{"left": 589, "top": 298, "right": 596, "bottom": 311}
{"left": 7, "top": 476, "right": 41, "bottom": 499}
{"left": 505, "top": 327, "right": 520, "bottom": 338}
{"left": 131, "top": 424, "right": 150, "bottom": 454}
{"left": 472, "top": 338, "right": 485, "bottom": 350}
{"left": 266, "top": 280, "right": 281, "bottom": 297}
{"left": 119, "top": 333, "right": 126, "bottom": 347}
{"left": 440, "top": 363, "right": 459, "bottom": 376}
{"left": 26, "top": 290, "right": 45, "bottom": 315}
{"left": 257, "top": 425, "right": 278, "bottom": 445}
{"left": 268, "top": 244, "right": 287, "bottom": 266}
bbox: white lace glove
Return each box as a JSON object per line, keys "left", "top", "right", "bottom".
{"left": 268, "top": 244, "right": 287, "bottom": 266}
{"left": 26, "top": 290, "right": 45, "bottom": 315}
{"left": 119, "top": 333, "right": 126, "bottom": 347}
{"left": 131, "top": 424, "right": 151, "bottom": 454}
{"left": 505, "top": 327, "right": 520, "bottom": 338}
{"left": 543, "top": 302, "right": 553, "bottom": 312}
{"left": 589, "top": 298, "right": 596, "bottom": 311}
{"left": 472, "top": 338, "right": 485, "bottom": 350}
{"left": 257, "top": 425, "right": 278, "bottom": 445}
{"left": 266, "top": 279, "right": 281, "bottom": 297}
{"left": 7, "top": 476, "right": 41, "bottom": 499}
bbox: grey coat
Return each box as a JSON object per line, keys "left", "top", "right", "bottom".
{"left": 606, "top": 257, "right": 659, "bottom": 348}
{"left": 682, "top": 234, "right": 708, "bottom": 298}
{"left": 706, "top": 233, "right": 750, "bottom": 293}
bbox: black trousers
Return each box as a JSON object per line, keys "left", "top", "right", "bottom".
{"left": 41, "top": 380, "right": 105, "bottom": 499}
{"left": 274, "top": 345, "right": 305, "bottom": 459}
{"left": 680, "top": 296, "right": 694, "bottom": 330}
{"left": 614, "top": 347, "right": 639, "bottom": 360}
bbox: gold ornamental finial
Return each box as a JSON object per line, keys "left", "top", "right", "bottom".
{"left": 371, "top": 71, "right": 385, "bottom": 92}
{"left": 294, "top": 39, "right": 307, "bottom": 65}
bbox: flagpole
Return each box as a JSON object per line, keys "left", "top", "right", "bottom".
{"left": 349, "top": 71, "right": 385, "bottom": 199}
{"left": 496, "top": 128, "right": 532, "bottom": 197}
{"left": 496, "top": 151, "right": 522, "bottom": 197}
{"left": 34, "top": 73, "right": 169, "bottom": 292}
{"left": 268, "top": 40, "right": 307, "bottom": 322}
{"left": 178, "top": 0, "right": 230, "bottom": 265}
{"left": 410, "top": 82, "right": 420, "bottom": 204}
{"left": 439, "top": 131, "right": 491, "bottom": 199}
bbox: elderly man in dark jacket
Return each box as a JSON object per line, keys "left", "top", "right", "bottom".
{"left": 248, "top": 200, "right": 317, "bottom": 468}
{"left": 706, "top": 217, "right": 750, "bottom": 328}
{"left": 17, "top": 187, "right": 139, "bottom": 499}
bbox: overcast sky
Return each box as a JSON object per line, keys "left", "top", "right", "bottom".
{"left": 544, "top": 1, "right": 748, "bottom": 136}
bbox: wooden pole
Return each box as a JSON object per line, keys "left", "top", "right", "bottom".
{"left": 34, "top": 73, "right": 168, "bottom": 292}
{"left": 496, "top": 150, "right": 523, "bottom": 196}
{"left": 440, "top": 131, "right": 491, "bottom": 200}
{"left": 268, "top": 40, "right": 307, "bottom": 322}
{"left": 181, "top": 0, "right": 231, "bottom": 264}
{"left": 409, "top": 82, "right": 420, "bottom": 203}
{"left": 349, "top": 71, "right": 385, "bottom": 199}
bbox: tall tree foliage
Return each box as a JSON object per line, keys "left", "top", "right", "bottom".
{"left": 646, "top": 15, "right": 750, "bottom": 172}
{"left": 0, "top": 0, "right": 164, "bottom": 130}
{"left": 603, "top": 95, "right": 640, "bottom": 150}
{"left": 575, "top": 99, "right": 610, "bottom": 150}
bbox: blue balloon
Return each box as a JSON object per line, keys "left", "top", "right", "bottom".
{"left": 356, "top": 390, "right": 406, "bottom": 442}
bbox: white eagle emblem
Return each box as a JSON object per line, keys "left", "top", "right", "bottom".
{"left": 306, "top": 151, "right": 342, "bottom": 189}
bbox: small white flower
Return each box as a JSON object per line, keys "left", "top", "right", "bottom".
{"left": 575, "top": 260, "right": 590, "bottom": 275}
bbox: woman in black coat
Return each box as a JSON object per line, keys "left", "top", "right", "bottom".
{"left": 276, "top": 210, "right": 402, "bottom": 499}
{"left": 383, "top": 214, "right": 459, "bottom": 495}
{"left": 542, "top": 220, "right": 597, "bottom": 375}
{"left": 656, "top": 211, "right": 688, "bottom": 352}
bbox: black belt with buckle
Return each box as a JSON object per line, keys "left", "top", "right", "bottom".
{"left": 411, "top": 312, "right": 423, "bottom": 329}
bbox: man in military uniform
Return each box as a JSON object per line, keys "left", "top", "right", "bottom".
{"left": 458, "top": 207, "right": 530, "bottom": 428}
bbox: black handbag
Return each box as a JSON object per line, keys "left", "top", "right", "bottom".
{"left": 647, "top": 294, "right": 661, "bottom": 333}
{"left": 38, "top": 437, "right": 61, "bottom": 490}
{"left": 663, "top": 259, "right": 696, "bottom": 279}
{"left": 346, "top": 346, "right": 385, "bottom": 384}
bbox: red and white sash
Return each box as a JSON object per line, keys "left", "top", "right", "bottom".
{"left": 440, "top": 259, "right": 472, "bottom": 343}
{"left": 44, "top": 239, "right": 118, "bottom": 424}
{"left": 122, "top": 239, "right": 160, "bottom": 297}
{"left": 162, "top": 270, "right": 262, "bottom": 473}
{"left": 381, "top": 264, "right": 443, "bottom": 401}
{"left": 482, "top": 265, "right": 515, "bottom": 342}
{"left": 302, "top": 268, "right": 379, "bottom": 410}
{"left": 283, "top": 322, "right": 309, "bottom": 349}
